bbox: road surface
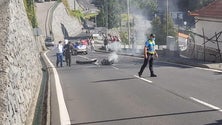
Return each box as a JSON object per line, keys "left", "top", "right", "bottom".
{"left": 46, "top": 48, "right": 222, "bottom": 125}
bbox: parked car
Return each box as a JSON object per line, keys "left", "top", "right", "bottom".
{"left": 73, "top": 42, "right": 88, "bottom": 55}
{"left": 80, "top": 39, "right": 89, "bottom": 45}
{"left": 45, "top": 37, "right": 54, "bottom": 47}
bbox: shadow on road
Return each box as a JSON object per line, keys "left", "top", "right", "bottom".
{"left": 205, "top": 119, "right": 222, "bottom": 125}
{"left": 71, "top": 109, "right": 218, "bottom": 125}
{"left": 91, "top": 77, "right": 136, "bottom": 83}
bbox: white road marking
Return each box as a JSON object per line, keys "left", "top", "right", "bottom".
{"left": 134, "top": 75, "right": 153, "bottom": 83}
{"left": 125, "top": 55, "right": 222, "bottom": 73}
{"left": 190, "top": 97, "right": 222, "bottom": 112}
{"left": 77, "top": 55, "right": 90, "bottom": 60}
{"left": 112, "top": 66, "right": 119, "bottom": 70}
{"left": 44, "top": 51, "right": 71, "bottom": 125}
{"left": 194, "top": 67, "right": 222, "bottom": 73}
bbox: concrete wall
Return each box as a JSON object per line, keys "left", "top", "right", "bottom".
{"left": 194, "top": 17, "right": 222, "bottom": 49}
{"left": 191, "top": 17, "right": 222, "bottom": 62}
{"left": 52, "top": 2, "right": 82, "bottom": 43}
{"left": 0, "top": 0, "right": 42, "bottom": 124}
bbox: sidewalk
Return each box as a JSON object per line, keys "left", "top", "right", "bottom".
{"left": 158, "top": 56, "right": 222, "bottom": 71}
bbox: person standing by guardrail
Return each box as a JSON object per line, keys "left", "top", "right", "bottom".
{"left": 63, "top": 41, "right": 74, "bottom": 67}
{"left": 56, "top": 41, "right": 63, "bottom": 67}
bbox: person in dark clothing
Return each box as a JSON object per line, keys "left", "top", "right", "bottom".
{"left": 104, "top": 37, "right": 108, "bottom": 52}
{"left": 63, "top": 41, "right": 74, "bottom": 66}
{"left": 138, "top": 34, "right": 158, "bottom": 77}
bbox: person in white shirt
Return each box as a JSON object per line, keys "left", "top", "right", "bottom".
{"left": 90, "top": 38, "right": 95, "bottom": 51}
{"left": 56, "top": 41, "right": 63, "bottom": 67}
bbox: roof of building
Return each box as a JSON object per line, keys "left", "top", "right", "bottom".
{"left": 189, "top": 0, "right": 222, "bottom": 19}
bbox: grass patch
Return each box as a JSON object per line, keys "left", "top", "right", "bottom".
{"left": 23, "top": 0, "right": 38, "bottom": 28}
{"left": 84, "top": 13, "right": 98, "bottom": 19}
{"left": 61, "top": 0, "right": 98, "bottom": 20}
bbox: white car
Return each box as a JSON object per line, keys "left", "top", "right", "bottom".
{"left": 73, "top": 43, "right": 88, "bottom": 55}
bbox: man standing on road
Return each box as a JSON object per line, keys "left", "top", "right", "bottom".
{"left": 104, "top": 37, "right": 108, "bottom": 52}
{"left": 138, "top": 34, "right": 158, "bottom": 77}
{"left": 90, "top": 38, "right": 95, "bottom": 51}
{"left": 56, "top": 41, "right": 63, "bottom": 67}
{"left": 63, "top": 41, "right": 74, "bottom": 67}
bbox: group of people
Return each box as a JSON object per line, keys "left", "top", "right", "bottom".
{"left": 56, "top": 40, "right": 74, "bottom": 67}
{"left": 56, "top": 33, "right": 158, "bottom": 77}
{"left": 87, "top": 37, "right": 95, "bottom": 51}
{"left": 103, "top": 34, "right": 120, "bottom": 52}
{"left": 108, "top": 34, "right": 120, "bottom": 43}
{"left": 56, "top": 38, "right": 95, "bottom": 67}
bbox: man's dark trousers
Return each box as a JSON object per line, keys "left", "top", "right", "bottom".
{"left": 138, "top": 54, "right": 154, "bottom": 76}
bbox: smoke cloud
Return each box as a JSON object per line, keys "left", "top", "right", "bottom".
{"left": 108, "top": 42, "right": 122, "bottom": 63}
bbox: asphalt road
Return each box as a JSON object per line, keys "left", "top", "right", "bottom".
{"left": 47, "top": 49, "right": 222, "bottom": 125}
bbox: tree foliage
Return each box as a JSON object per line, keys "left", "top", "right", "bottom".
{"left": 119, "top": 31, "right": 128, "bottom": 45}
{"left": 94, "top": 0, "right": 214, "bottom": 45}
{"left": 23, "top": 0, "right": 38, "bottom": 28}
{"left": 95, "top": 0, "right": 121, "bottom": 29}
{"left": 151, "top": 13, "right": 177, "bottom": 45}
{"left": 177, "top": 0, "right": 215, "bottom": 11}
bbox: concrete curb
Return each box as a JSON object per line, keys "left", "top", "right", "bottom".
{"left": 95, "top": 48, "right": 222, "bottom": 71}
{"left": 40, "top": 51, "right": 52, "bottom": 125}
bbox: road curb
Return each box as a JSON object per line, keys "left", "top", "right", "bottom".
{"left": 95, "top": 48, "right": 222, "bottom": 71}
{"left": 41, "top": 51, "right": 52, "bottom": 125}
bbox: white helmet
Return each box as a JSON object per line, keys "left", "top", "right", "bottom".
{"left": 64, "top": 39, "right": 68, "bottom": 44}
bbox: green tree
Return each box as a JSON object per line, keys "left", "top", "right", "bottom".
{"left": 107, "top": 0, "right": 121, "bottom": 28}
{"left": 119, "top": 31, "right": 128, "bottom": 45}
{"left": 189, "top": 0, "right": 215, "bottom": 10}
{"left": 177, "top": 0, "right": 215, "bottom": 11}
{"left": 95, "top": 0, "right": 121, "bottom": 29}
{"left": 131, "top": 0, "right": 158, "bottom": 19}
{"left": 151, "top": 16, "right": 163, "bottom": 45}
{"left": 24, "top": 0, "right": 38, "bottom": 28}
{"left": 164, "top": 14, "right": 177, "bottom": 37}
{"left": 97, "top": 6, "right": 106, "bottom": 27}
{"left": 151, "top": 13, "right": 177, "bottom": 45}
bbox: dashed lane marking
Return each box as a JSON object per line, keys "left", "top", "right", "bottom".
{"left": 112, "top": 66, "right": 119, "bottom": 70}
{"left": 44, "top": 51, "right": 71, "bottom": 125}
{"left": 134, "top": 75, "right": 153, "bottom": 83}
{"left": 190, "top": 97, "right": 222, "bottom": 112}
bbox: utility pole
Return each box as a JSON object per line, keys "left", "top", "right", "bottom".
{"left": 127, "top": 0, "right": 131, "bottom": 48}
{"left": 166, "top": 0, "right": 168, "bottom": 37}
{"left": 106, "top": 1, "right": 108, "bottom": 36}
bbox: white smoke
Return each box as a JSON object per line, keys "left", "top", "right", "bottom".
{"left": 108, "top": 52, "right": 118, "bottom": 63}
{"left": 108, "top": 42, "right": 122, "bottom": 52}
{"left": 134, "top": 15, "right": 152, "bottom": 45}
{"left": 108, "top": 42, "right": 122, "bottom": 63}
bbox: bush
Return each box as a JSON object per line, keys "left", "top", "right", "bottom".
{"left": 23, "top": 0, "right": 38, "bottom": 28}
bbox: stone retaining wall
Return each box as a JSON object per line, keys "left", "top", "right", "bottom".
{"left": 52, "top": 2, "right": 83, "bottom": 43}
{"left": 0, "top": 0, "right": 42, "bottom": 124}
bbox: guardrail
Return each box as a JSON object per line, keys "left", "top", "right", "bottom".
{"left": 45, "top": 1, "right": 60, "bottom": 41}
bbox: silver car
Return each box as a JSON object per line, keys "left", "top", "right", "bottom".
{"left": 45, "top": 37, "right": 54, "bottom": 47}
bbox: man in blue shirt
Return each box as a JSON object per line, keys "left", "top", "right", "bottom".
{"left": 138, "top": 34, "right": 158, "bottom": 77}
